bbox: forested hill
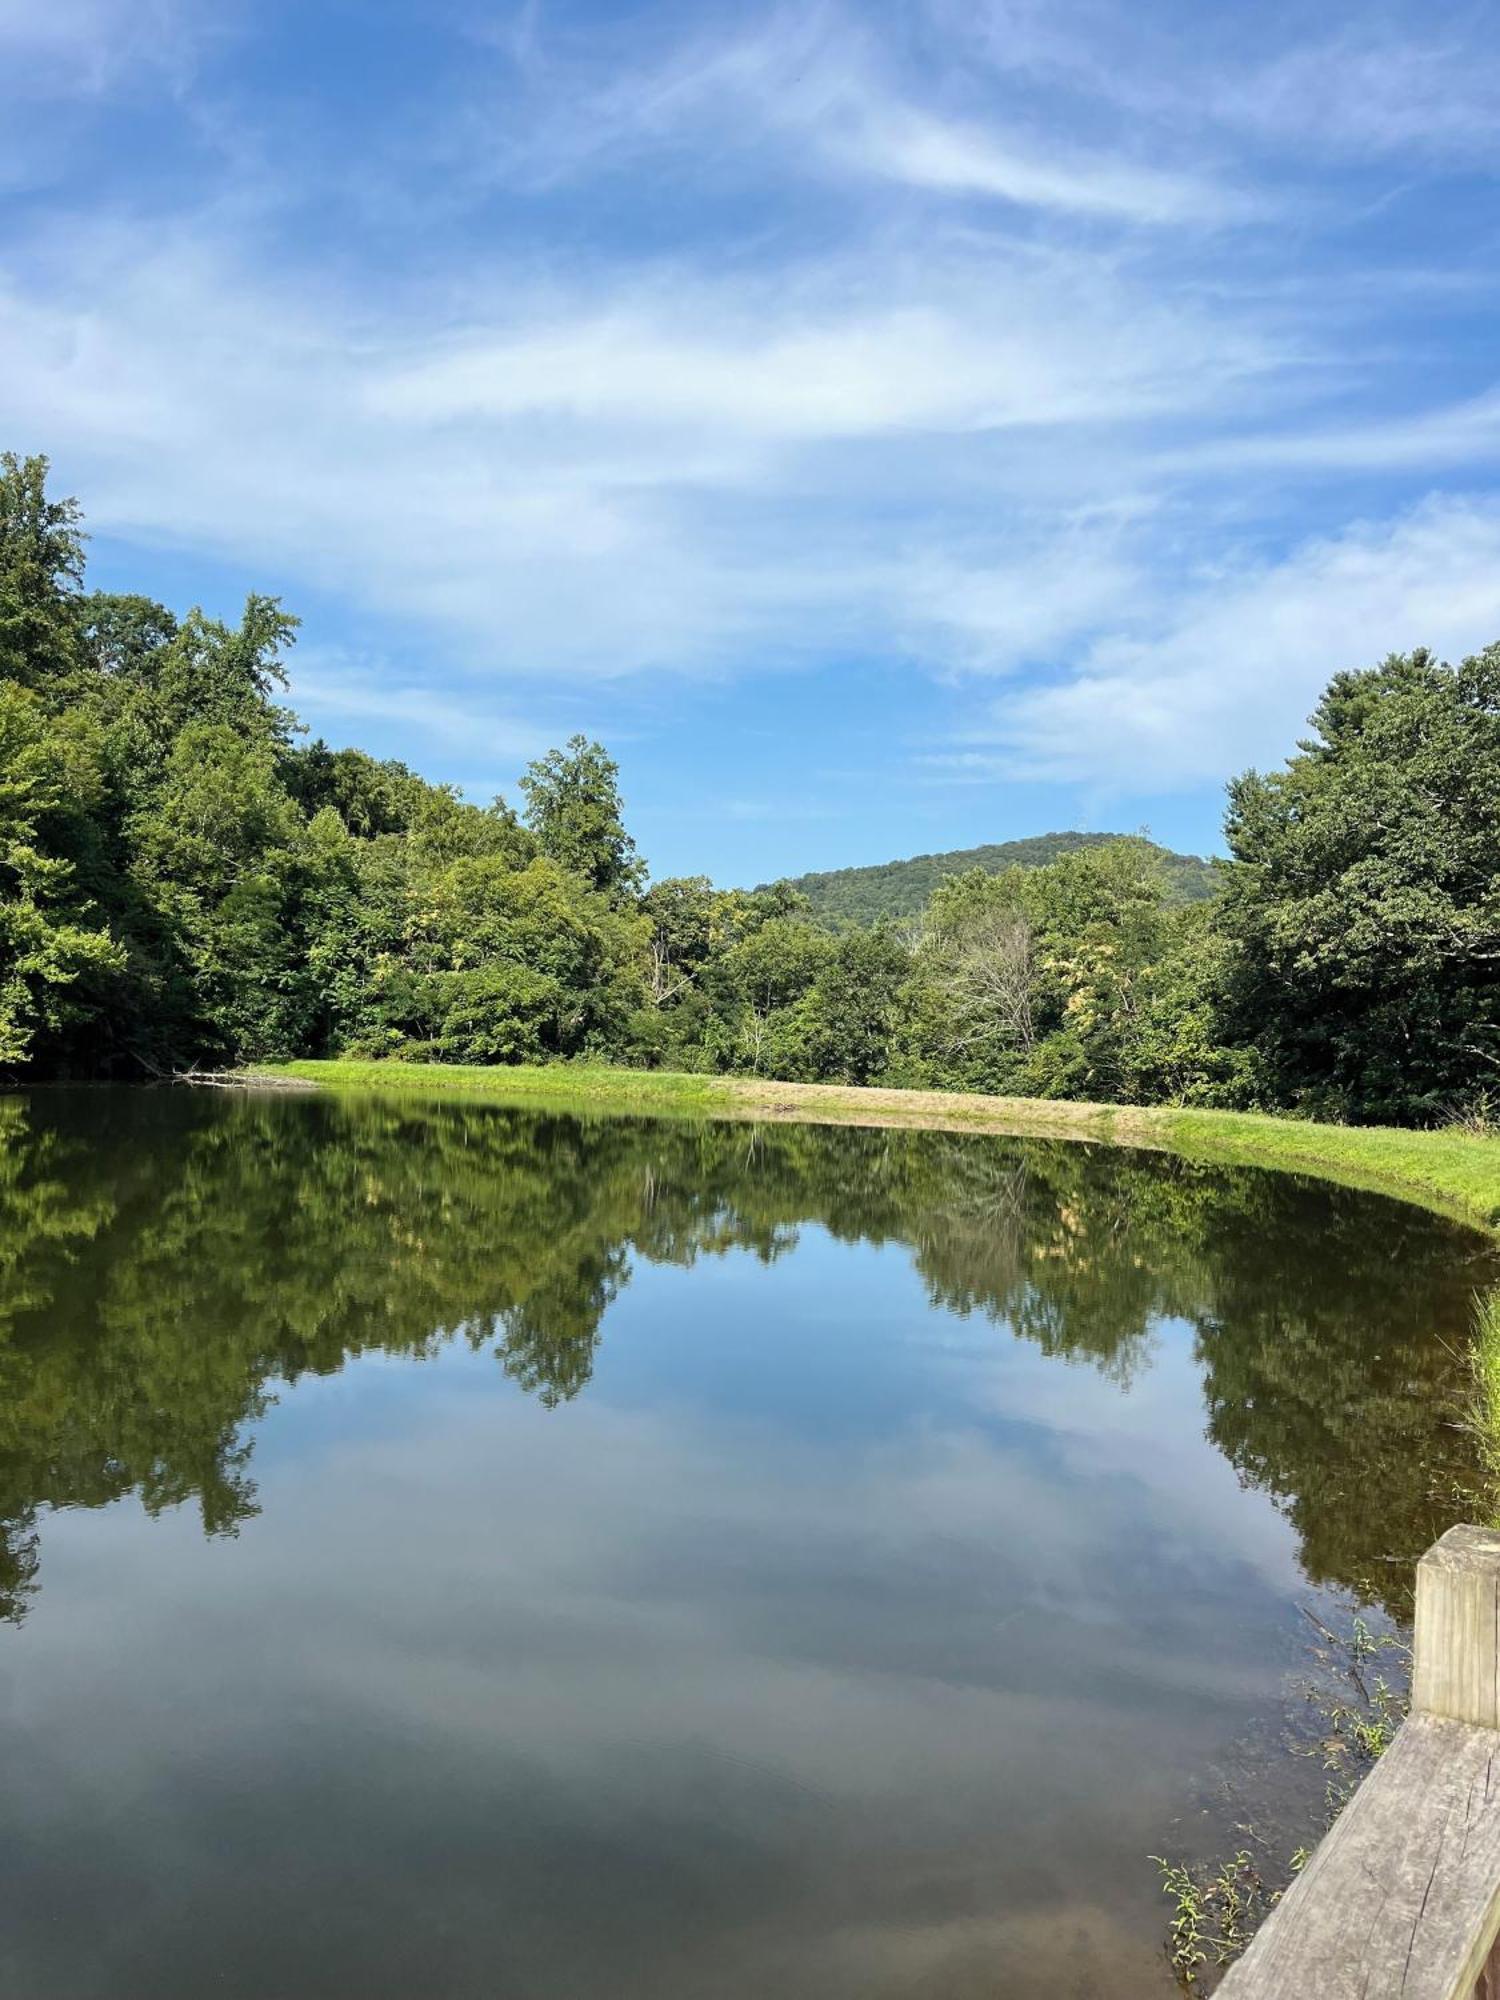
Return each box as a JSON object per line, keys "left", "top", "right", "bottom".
{"left": 770, "top": 834, "right": 1220, "bottom": 927}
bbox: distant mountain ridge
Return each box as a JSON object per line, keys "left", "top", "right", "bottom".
{"left": 769, "top": 832, "right": 1220, "bottom": 926}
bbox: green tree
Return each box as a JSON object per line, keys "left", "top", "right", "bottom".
{"left": 898, "top": 867, "right": 1036, "bottom": 1093}
{"left": 80, "top": 592, "right": 179, "bottom": 678}
{"left": 1220, "top": 646, "right": 1500, "bottom": 1121}
{"left": 0, "top": 452, "right": 87, "bottom": 696}
{"left": 703, "top": 913, "right": 832, "bottom": 1074}
{"left": 795, "top": 925, "right": 910, "bottom": 1084}
{"left": 127, "top": 723, "right": 308, "bottom": 1060}
{"left": 520, "top": 735, "right": 644, "bottom": 899}
{"left": 109, "top": 595, "right": 299, "bottom": 755}
{"left": 284, "top": 742, "right": 423, "bottom": 839}
{"left": 407, "top": 854, "right": 646, "bottom": 1062}
{"left": 1117, "top": 902, "right": 1260, "bottom": 1107}
{"left": 1019, "top": 839, "right": 1177, "bottom": 1100}
{"left": 0, "top": 686, "right": 121, "bottom": 1062}
{"left": 895, "top": 842, "right": 1207, "bottom": 1104}
{"left": 640, "top": 875, "right": 719, "bottom": 1006}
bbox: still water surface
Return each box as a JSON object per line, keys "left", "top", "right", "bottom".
{"left": 0, "top": 1087, "right": 1494, "bottom": 1998}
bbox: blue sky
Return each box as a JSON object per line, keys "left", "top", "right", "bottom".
{"left": 3, "top": 0, "right": 1500, "bottom": 883}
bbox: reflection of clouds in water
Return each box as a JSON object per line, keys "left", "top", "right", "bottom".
{"left": 6, "top": 1347, "right": 1300, "bottom": 1997}
{"left": 968, "top": 1311, "right": 1307, "bottom": 1601}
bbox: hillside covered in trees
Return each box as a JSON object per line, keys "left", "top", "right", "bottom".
{"left": 771, "top": 834, "right": 1219, "bottom": 927}
{"left": 4, "top": 450, "right": 1500, "bottom": 1127}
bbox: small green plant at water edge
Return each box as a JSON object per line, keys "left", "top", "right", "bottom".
{"left": 1294, "top": 1611, "right": 1407, "bottom": 1804}
{"left": 1153, "top": 1850, "right": 1273, "bottom": 1988}
{"left": 1156, "top": 1605, "right": 1412, "bottom": 1990}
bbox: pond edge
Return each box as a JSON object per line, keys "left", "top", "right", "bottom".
{"left": 251, "top": 1061, "right": 1500, "bottom": 1240}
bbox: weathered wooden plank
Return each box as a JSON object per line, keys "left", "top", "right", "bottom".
{"left": 1415, "top": 1526, "right": 1500, "bottom": 1731}
{"left": 1217, "top": 1712, "right": 1500, "bottom": 2000}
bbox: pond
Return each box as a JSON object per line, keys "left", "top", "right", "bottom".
{"left": 0, "top": 1085, "right": 1494, "bottom": 1999}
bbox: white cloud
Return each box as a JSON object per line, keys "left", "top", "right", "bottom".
{"left": 831, "top": 102, "right": 1250, "bottom": 223}
{"left": 958, "top": 495, "right": 1500, "bottom": 786}
{"left": 0, "top": 209, "right": 1277, "bottom": 681}
{"left": 370, "top": 292, "right": 1248, "bottom": 441}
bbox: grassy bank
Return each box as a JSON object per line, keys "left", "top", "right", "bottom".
{"left": 1472, "top": 1292, "right": 1500, "bottom": 1508}
{"left": 263, "top": 1059, "right": 1500, "bottom": 1237}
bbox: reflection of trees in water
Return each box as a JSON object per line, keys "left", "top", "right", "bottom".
{"left": 912, "top": 1146, "right": 1168, "bottom": 1388}
{"left": 1190, "top": 1189, "right": 1489, "bottom": 1618}
{"left": 0, "top": 1089, "right": 1492, "bottom": 1623}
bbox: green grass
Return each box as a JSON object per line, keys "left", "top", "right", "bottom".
{"left": 1471, "top": 1290, "right": 1500, "bottom": 1511}
{"left": 271, "top": 1059, "right": 747, "bottom": 1116}
{"left": 260, "top": 1059, "right": 1500, "bottom": 1237}
{"left": 1154, "top": 1108, "right": 1500, "bottom": 1235}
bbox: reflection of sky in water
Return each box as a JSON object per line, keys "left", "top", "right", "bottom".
{"left": 2, "top": 1224, "right": 1317, "bottom": 2000}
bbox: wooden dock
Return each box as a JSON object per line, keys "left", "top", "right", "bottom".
{"left": 1220, "top": 1525, "right": 1500, "bottom": 1999}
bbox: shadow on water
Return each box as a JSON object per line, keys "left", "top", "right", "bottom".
{"left": 0, "top": 1084, "right": 1493, "bottom": 1628}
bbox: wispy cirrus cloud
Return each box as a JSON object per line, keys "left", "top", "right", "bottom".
{"left": 955, "top": 0, "right": 1500, "bottom": 169}
{"left": 1215, "top": 21, "right": 1500, "bottom": 162}
{"left": 0, "top": 0, "right": 223, "bottom": 97}
{"left": 471, "top": 1, "right": 1247, "bottom": 226}
{"left": 824, "top": 102, "right": 1251, "bottom": 223}
{"left": 1156, "top": 386, "right": 1500, "bottom": 477}
{"left": 287, "top": 649, "right": 552, "bottom": 762}
{"left": 890, "top": 509, "right": 1151, "bottom": 675}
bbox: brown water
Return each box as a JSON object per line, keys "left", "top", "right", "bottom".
{"left": 0, "top": 1086, "right": 1492, "bottom": 1998}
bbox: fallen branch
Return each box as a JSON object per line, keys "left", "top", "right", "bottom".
{"left": 172, "top": 1068, "right": 318, "bottom": 1091}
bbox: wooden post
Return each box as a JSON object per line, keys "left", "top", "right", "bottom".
{"left": 1218, "top": 1525, "right": 1500, "bottom": 2000}
{"left": 1414, "top": 1525, "right": 1500, "bottom": 1729}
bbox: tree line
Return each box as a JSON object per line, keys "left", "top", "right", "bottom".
{"left": 4, "top": 449, "right": 1500, "bottom": 1125}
